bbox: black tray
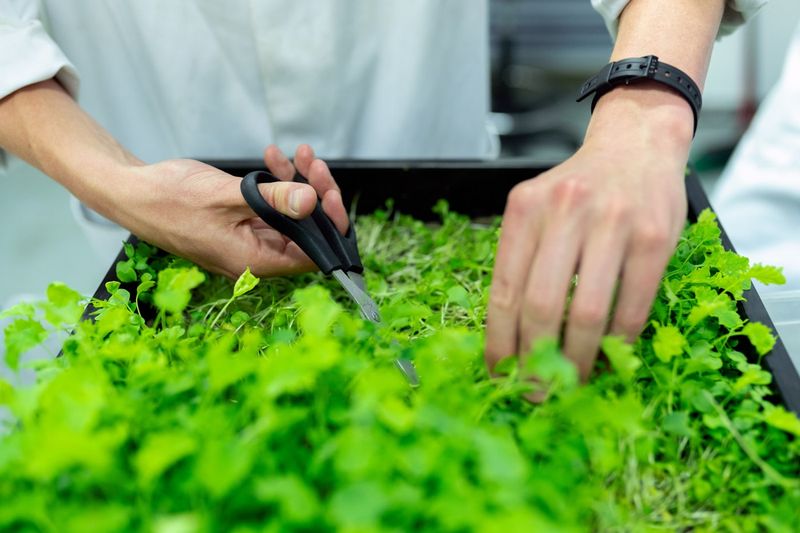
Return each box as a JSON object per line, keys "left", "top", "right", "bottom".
{"left": 85, "top": 160, "right": 800, "bottom": 414}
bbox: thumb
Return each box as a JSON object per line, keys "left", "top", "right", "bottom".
{"left": 256, "top": 181, "right": 317, "bottom": 219}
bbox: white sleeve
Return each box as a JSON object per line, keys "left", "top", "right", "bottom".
{"left": 591, "top": 0, "right": 769, "bottom": 40}
{"left": 0, "top": 0, "right": 79, "bottom": 99}
{"left": 0, "top": 0, "right": 79, "bottom": 168}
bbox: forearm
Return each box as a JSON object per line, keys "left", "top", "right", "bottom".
{"left": 0, "top": 78, "right": 142, "bottom": 214}
{"left": 613, "top": 0, "right": 724, "bottom": 86}
{"left": 586, "top": 0, "right": 725, "bottom": 152}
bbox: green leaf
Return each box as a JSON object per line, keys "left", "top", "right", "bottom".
{"left": 115, "top": 259, "right": 137, "bottom": 283}
{"left": 40, "top": 282, "right": 84, "bottom": 327}
{"left": 293, "top": 286, "right": 342, "bottom": 337}
{"left": 153, "top": 267, "right": 206, "bottom": 314}
{"left": 196, "top": 439, "right": 254, "bottom": 499}
{"left": 0, "top": 301, "right": 36, "bottom": 320}
{"left": 712, "top": 304, "right": 743, "bottom": 330}
{"left": 732, "top": 363, "right": 772, "bottom": 393}
{"left": 662, "top": 411, "right": 693, "bottom": 437}
{"left": 685, "top": 341, "right": 723, "bottom": 374}
{"left": 328, "top": 482, "right": 388, "bottom": 529}
{"left": 0, "top": 377, "right": 13, "bottom": 405}
{"left": 697, "top": 208, "right": 718, "bottom": 227}
{"left": 523, "top": 338, "right": 578, "bottom": 393}
{"left": 232, "top": 266, "right": 259, "bottom": 298}
{"left": 601, "top": 336, "right": 641, "bottom": 380}
{"left": 652, "top": 324, "right": 686, "bottom": 363}
{"left": 688, "top": 288, "right": 737, "bottom": 328}
{"left": 255, "top": 475, "right": 320, "bottom": 523}
{"left": 62, "top": 504, "right": 131, "bottom": 533}
{"left": 446, "top": 285, "right": 471, "bottom": 309}
{"left": 748, "top": 264, "right": 786, "bottom": 285}
{"left": 134, "top": 431, "right": 197, "bottom": 487}
{"left": 763, "top": 406, "right": 800, "bottom": 436}
{"left": 136, "top": 273, "right": 156, "bottom": 298}
{"left": 94, "top": 306, "right": 133, "bottom": 337}
{"left": 153, "top": 514, "right": 200, "bottom": 533}
{"left": 742, "top": 322, "right": 775, "bottom": 356}
{"left": 208, "top": 336, "right": 255, "bottom": 392}
{"left": 4, "top": 318, "right": 47, "bottom": 370}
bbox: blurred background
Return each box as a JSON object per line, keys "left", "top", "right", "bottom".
{"left": 1, "top": 0, "right": 799, "bottom": 303}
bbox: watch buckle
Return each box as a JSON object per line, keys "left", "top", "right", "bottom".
{"left": 643, "top": 55, "right": 659, "bottom": 78}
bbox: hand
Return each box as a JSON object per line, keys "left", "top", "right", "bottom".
{"left": 102, "top": 144, "right": 347, "bottom": 279}
{"left": 485, "top": 84, "right": 692, "bottom": 382}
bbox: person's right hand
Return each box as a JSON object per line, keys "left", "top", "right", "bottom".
{"left": 91, "top": 144, "right": 348, "bottom": 279}
{"left": 484, "top": 84, "right": 692, "bottom": 386}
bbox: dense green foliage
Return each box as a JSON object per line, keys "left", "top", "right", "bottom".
{"left": 1, "top": 205, "right": 799, "bottom": 532}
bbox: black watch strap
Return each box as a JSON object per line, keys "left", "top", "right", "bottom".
{"left": 576, "top": 55, "right": 702, "bottom": 135}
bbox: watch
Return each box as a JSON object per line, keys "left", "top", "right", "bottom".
{"left": 576, "top": 55, "right": 702, "bottom": 135}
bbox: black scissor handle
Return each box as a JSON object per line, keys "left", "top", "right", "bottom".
{"left": 240, "top": 171, "right": 363, "bottom": 275}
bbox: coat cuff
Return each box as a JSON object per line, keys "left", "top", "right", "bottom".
{"left": 591, "top": 0, "right": 769, "bottom": 40}
{"left": 0, "top": 17, "right": 79, "bottom": 169}
{"left": 0, "top": 18, "right": 79, "bottom": 101}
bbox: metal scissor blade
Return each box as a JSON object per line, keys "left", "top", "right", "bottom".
{"left": 394, "top": 357, "right": 420, "bottom": 387}
{"left": 331, "top": 269, "right": 382, "bottom": 323}
{"left": 346, "top": 271, "right": 368, "bottom": 294}
{"left": 330, "top": 270, "right": 419, "bottom": 387}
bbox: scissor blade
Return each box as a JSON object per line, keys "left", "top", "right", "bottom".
{"left": 394, "top": 358, "right": 420, "bottom": 387}
{"left": 331, "top": 270, "right": 419, "bottom": 386}
{"left": 331, "top": 269, "right": 382, "bottom": 323}
{"left": 346, "top": 271, "right": 368, "bottom": 293}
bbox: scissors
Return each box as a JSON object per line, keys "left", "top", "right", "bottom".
{"left": 241, "top": 170, "right": 419, "bottom": 387}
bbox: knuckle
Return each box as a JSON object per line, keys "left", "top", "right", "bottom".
{"left": 262, "top": 183, "right": 292, "bottom": 211}
{"left": 551, "top": 178, "right": 589, "bottom": 209}
{"left": 615, "top": 311, "right": 648, "bottom": 336}
{"left": 569, "top": 301, "right": 607, "bottom": 329}
{"left": 489, "top": 275, "right": 519, "bottom": 314}
{"left": 633, "top": 222, "right": 671, "bottom": 250}
{"left": 603, "top": 199, "right": 633, "bottom": 227}
{"left": 505, "top": 183, "right": 539, "bottom": 217}
{"left": 524, "top": 293, "right": 558, "bottom": 324}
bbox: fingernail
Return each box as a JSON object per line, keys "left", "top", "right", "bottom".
{"left": 289, "top": 189, "right": 302, "bottom": 215}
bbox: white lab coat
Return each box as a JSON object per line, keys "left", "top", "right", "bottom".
{"left": 1, "top": 0, "right": 493, "bottom": 163}
{"left": 0, "top": 0, "right": 767, "bottom": 256}
{"left": 0, "top": 0, "right": 765, "bottom": 163}
{"left": 712, "top": 22, "right": 800, "bottom": 291}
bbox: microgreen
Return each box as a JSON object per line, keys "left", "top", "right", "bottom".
{"left": 0, "top": 206, "right": 798, "bottom": 531}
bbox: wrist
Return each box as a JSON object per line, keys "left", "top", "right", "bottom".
{"left": 584, "top": 81, "right": 695, "bottom": 156}
{"left": 68, "top": 159, "right": 145, "bottom": 227}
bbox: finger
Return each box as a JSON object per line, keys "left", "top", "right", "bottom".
{"left": 238, "top": 227, "right": 316, "bottom": 277}
{"left": 255, "top": 181, "right": 316, "bottom": 219}
{"left": 215, "top": 171, "right": 313, "bottom": 220}
{"left": 204, "top": 220, "right": 316, "bottom": 280}
{"left": 484, "top": 184, "right": 541, "bottom": 372}
{"left": 562, "top": 227, "right": 626, "bottom": 381}
{"left": 251, "top": 235, "right": 316, "bottom": 276}
{"left": 264, "top": 145, "right": 296, "bottom": 181}
{"left": 518, "top": 178, "right": 594, "bottom": 362}
{"left": 306, "top": 157, "right": 341, "bottom": 195}
{"left": 610, "top": 227, "right": 675, "bottom": 341}
{"left": 517, "top": 219, "right": 582, "bottom": 361}
{"left": 293, "top": 144, "right": 316, "bottom": 177}
{"left": 321, "top": 189, "right": 350, "bottom": 235}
